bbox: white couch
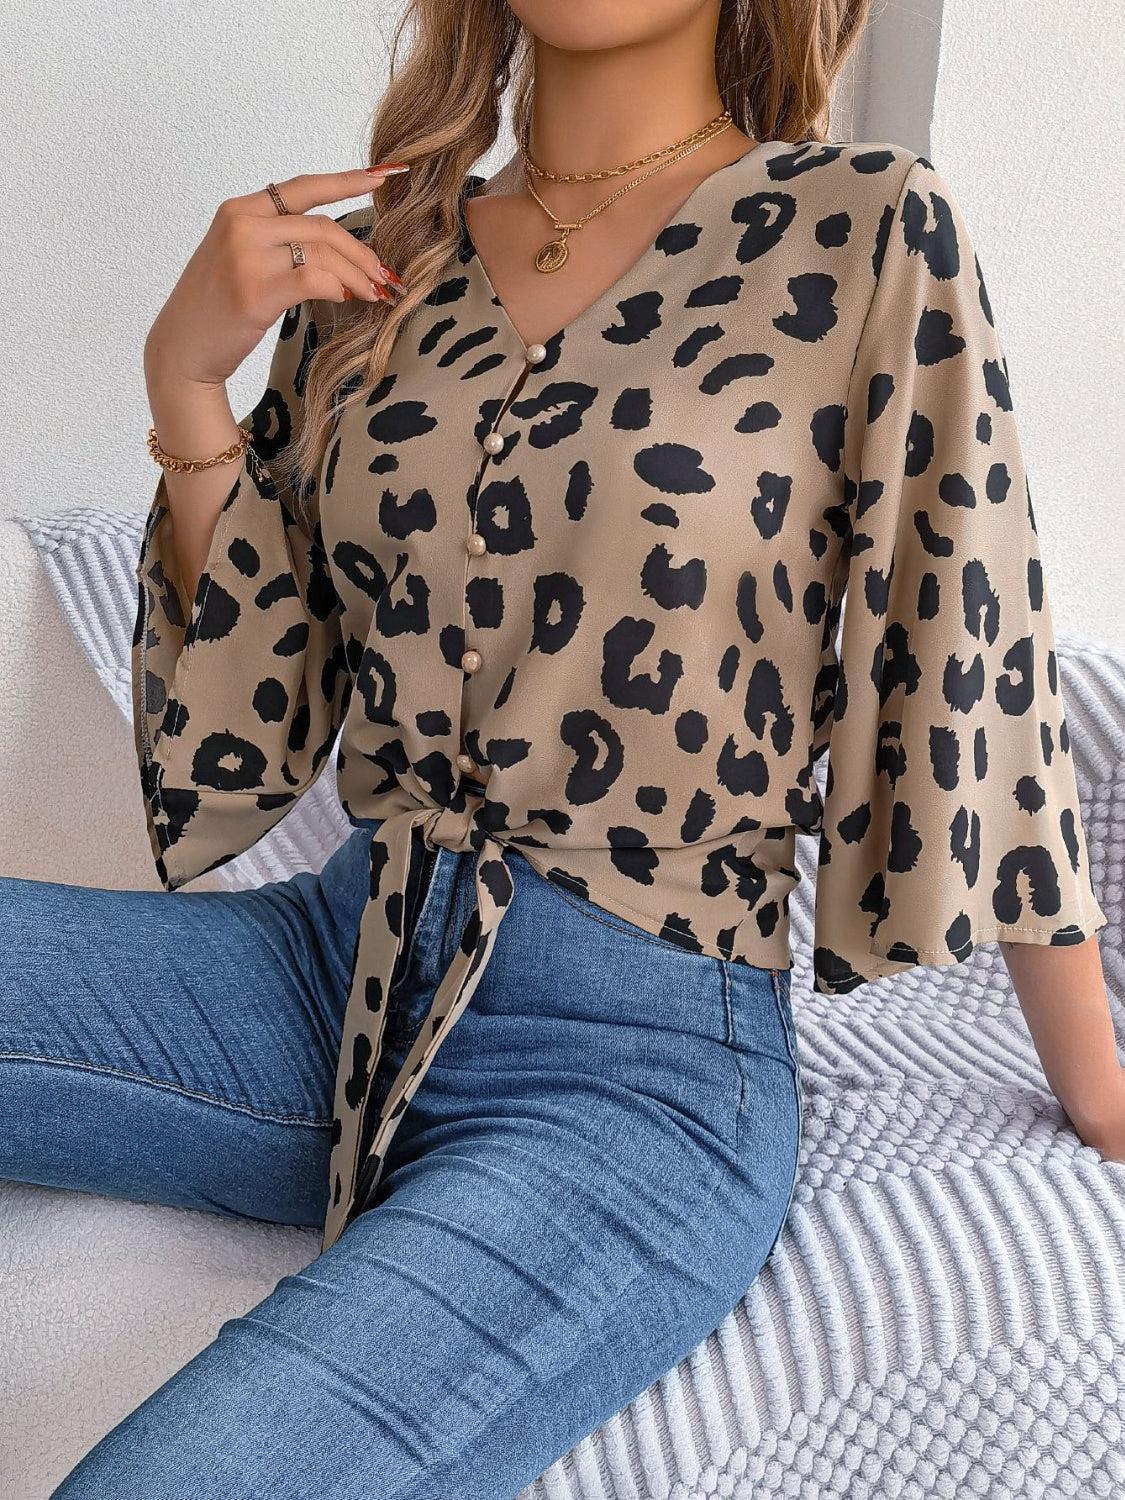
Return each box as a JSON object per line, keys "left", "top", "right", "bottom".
{"left": 2, "top": 508, "right": 1123, "bottom": 1500}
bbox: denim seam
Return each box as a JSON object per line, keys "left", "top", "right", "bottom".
{"left": 756, "top": 1075, "right": 801, "bottom": 1270}
{"left": 769, "top": 969, "right": 801, "bottom": 1077}
{"left": 772, "top": 971, "right": 803, "bottom": 1232}
{"left": 720, "top": 959, "right": 735, "bottom": 1048}
{"left": 722, "top": 961, "right": 748, "bottom": 1151}
{"left": 0, "top": 1050, "right": 332, "bottom": 1128}
{"left": 546, "top": 879, "right": 719, "bottom": 960}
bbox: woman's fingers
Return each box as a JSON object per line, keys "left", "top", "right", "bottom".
{"left": 266, "top": 212, "right": 401, "bottom": 296}
{"left": 261, "top": 265, "right": 361, "bottom": 312}
{"left": 151, "top": 163, "right": 413, "bottom": 392}
{"left": 281, "top": 240, "right": 393, "bottom": 305}
{"left": 235, "top": 165, "right": 411, "bottom": 221}
{"left": 218, "top": 165, "right": 410, "bottom": 298}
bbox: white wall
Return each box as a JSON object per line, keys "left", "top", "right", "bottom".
{"left": 0, "top": 0, "right": 400, "bottom": 516}
{"left": 2, "top": 1, "right": 1120, "bottom": 643}
{"left": 855, "top": 0, "right": 1125, "bottom": 645}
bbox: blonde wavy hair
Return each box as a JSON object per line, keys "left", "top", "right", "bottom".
{"left": 284, "top": 0, "right": 873, "bottom": 513}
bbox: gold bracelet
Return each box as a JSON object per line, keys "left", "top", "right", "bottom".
{"left": 147, "top": 424, "right": 252, "bottom": 474}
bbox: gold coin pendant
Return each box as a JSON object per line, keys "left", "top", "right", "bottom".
{"left": 535, "top": 238, "right": 569, "bottom": 274}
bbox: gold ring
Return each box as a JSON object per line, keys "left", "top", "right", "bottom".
{"left": 289, "top": 242, "right": 306, "bottom": 269}
{"left": 266, "top": 181, "right": 290, "bottom": 216}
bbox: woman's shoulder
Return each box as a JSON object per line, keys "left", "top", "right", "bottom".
{"left": 767, "top": 137, "right": 954, "bottom": 210}
{"left": 832, "top": 139, "right": 969, "bottom": 214}
{"left": 762, "top": 139, "right": 978, "bottom": 263}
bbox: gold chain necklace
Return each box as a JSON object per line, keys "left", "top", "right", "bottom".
{"left": 523, "top": 108, "right": 733, "bottom": 183}
{"left": 518, "top": 111, "right": 734, "bottom": 274}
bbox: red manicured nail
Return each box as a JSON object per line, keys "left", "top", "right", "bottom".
{"left": 381, "top": 264, "right": 404, "bottom": 287}
{"left": 370, "top": 279, "right": 395, "bottom": 302}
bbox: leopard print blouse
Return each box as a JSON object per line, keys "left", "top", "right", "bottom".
{"left": 132, "top": 138, "right": 1107, "bottom": 1251}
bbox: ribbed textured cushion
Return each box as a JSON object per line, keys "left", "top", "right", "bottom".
{"left": 15, "top": 506, "right": 1125, "bottom": 1499}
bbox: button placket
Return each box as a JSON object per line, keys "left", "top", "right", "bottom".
{"left": 458, "top": 343, "right": 543, "bottom": 786}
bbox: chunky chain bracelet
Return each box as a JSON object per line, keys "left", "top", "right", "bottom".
{"left": 146, "top": 424, "right": 252, "bottom": 474}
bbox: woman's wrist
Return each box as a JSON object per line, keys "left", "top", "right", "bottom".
{"left": 144, "top": 311, "right": 232, "bottom": 408}
{"left": 145, "top": 361, "right": 240, "bottom": 466}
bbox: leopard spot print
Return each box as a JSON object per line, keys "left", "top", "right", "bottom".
{"left": 131, "top": 139, "right": 1106, "bottom": 1249}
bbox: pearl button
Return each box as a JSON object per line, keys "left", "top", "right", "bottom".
{"left": 466, "top": 532, "right": 487, "bottom": 556}
{"left": 482, "top": 431, "right": 505, "bottom": 455}
{"left": 455, "top": 752, "right": 478, "bottom": 774}
{"left": 461, "top": 649, "right": 482, "bottom": 674}
{"left": 525, "top": 343, "right": 547, "bottom": 364}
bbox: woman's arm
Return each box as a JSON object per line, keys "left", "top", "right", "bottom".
{"left": 814, "top": 152, "right": 1110, "bottom": 1002}
{"left": 131, "top": 167, "right": 406, "bottom": 893}
{"left": 1002, "top": 937, "right": 1125, "bottom": 1159}
{"left": 142, "top": 375, "right": 246, "bottom": 615}
{"left": 143, "top": 166, "right": 401, "bottom": 607}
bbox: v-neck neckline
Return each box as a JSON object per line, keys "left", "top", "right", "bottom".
{"left": 458, "top": 137, "right": 775, "bottom": 353}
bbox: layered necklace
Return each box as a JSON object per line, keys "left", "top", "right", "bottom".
{"left": 519, "top": 107, "right": 734, "bottom": 274}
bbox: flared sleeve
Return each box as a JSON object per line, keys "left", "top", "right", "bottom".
{"left": 812, "top": 154, "right": 1108, "bottom": 994}
{"left": 131, "top": 293, "right": 350, "bottom": 891}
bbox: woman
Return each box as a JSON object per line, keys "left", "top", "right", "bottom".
{"left": 4, "top": 0, "right": 1120, "bottom": 1494}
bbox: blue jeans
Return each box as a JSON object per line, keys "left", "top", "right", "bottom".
{"left": 0, "top": 821, "right": 802, "bottom": 1499}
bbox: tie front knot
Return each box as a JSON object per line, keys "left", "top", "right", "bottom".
{"left": 420, "top": 798, "right": 483, "bottom": 855}
{"left": 323, "top": 791, "right": 515, "bottom": 1250}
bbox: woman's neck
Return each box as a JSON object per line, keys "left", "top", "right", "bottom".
{"left": 517, "top": 14, "right": 736, "bottom": 209}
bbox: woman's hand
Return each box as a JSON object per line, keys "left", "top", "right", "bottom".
{"left": 143, "top": 165, "right": 408, "bottom": 394}
{"left": 142, "top": 165, "right": 409, "bottom": 609}
{"left": 1001, "top": 935, "right": 1125, "bottom": 1161}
